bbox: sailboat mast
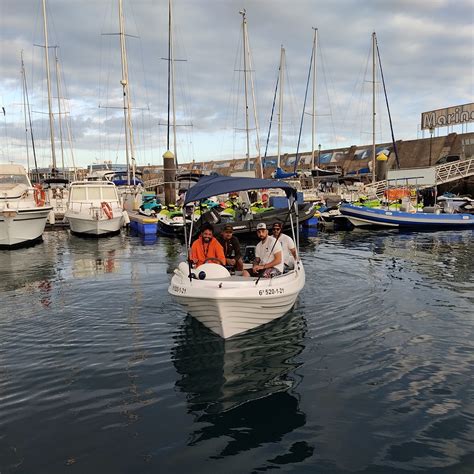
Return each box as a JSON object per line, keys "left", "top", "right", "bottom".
{"left": 118, "top": 0, "right": 136, "bottom": 185}
{"left": 277, "top": 45, "right": 285, "bottom": 168}
{"left": 54, "top": 48, "right": 65, "bottom": 172}
{"left": 169, "top": 0, "right": 178, "bottom": 163}
{"left": 311, "top": 28, "right": 317, "bottom": 169}
{"left": 21, "top": 51, "right": 38, "bottom": 178}
{"left": 21, "top": 52, "right": 30, "bottom": 174}
{"left": 240, "top": 10, "right": 251, "bottom": 171}
{"left": 42, "top": 0, "right": 56, "bottom": 170}
{"left": 244, "top": 13, "right": 262, "bottom": 178}
{"left": 372, "top": 31, "right": 376, "bottom": 184}
{"left": 57, "top": 56, "right": 78, "bottom": 180}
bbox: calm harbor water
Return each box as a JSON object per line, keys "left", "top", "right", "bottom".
{"left": 0, "top": 229, "right": 473, "bottom": 473}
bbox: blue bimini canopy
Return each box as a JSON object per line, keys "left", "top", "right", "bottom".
{"left": 183, "top": 174, "right": 297, "bottom": 205}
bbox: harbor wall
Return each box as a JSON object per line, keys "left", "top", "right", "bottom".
{"left": 141, "top": 131, "right": 474, "bottom": 195}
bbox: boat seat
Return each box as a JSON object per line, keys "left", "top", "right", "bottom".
{"left": 192, "top": 263, "right": 231, "bottom": 279}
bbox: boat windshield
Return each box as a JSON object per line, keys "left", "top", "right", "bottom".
{"left": 0, "top": 174, "right": 30, "bottom": 186}
{"left": 70, "top": 185, "right": 118, "bottom": 201}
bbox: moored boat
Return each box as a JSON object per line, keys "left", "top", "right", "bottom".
{"left": 0, "top": 164, "right": 52, "bottom": 248}
{"left": 65, "top": 181, "right": 128, "bottom": 236}
{"left": 340, "top": 202, "right": 474, "bottom": 229}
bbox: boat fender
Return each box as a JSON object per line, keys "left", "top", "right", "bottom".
{"left": 122, "top": 210, "right": 130, "bottom": 225}
{"left": 48, "top": 210, "right": 55, "bottom": 225}
{"left": 198, "top": 271, "right": 206, "bottom": 280}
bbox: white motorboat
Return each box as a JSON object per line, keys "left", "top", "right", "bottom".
{"left": 65, "top": 181, "right": 129, "bottom": 236}
{"left": 168, "top": 174, "right": 305, "bottom": 339}
{"left": 0, "top": 164, "right": 52, "bottom": 248}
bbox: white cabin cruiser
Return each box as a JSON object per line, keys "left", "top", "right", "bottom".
{"left": 0, "top": 164, "right": 52, "bottom": 248}
{"left": 169, "top": 175, "right": 305, "bottom": 339}
{"left": 65, "top": 181, "right": 129, "bottom": 236}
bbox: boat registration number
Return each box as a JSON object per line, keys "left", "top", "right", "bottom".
{"left": 172, "top": 285, "right": 187, "bottom": 294}
{"left": 258, "top": 288, "right": 284, "bottom": 296}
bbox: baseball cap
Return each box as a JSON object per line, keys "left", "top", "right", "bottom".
{"left": 256, "top": 222, "right": 267, "bottom": 230}
{"left": 223, "top": 224, "right": 233, "bottom": 232}
{"left": 272, "top": 222, "right": 282, "bottom": 229}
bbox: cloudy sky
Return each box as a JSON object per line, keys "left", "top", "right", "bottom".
{"left": 0, "top": 0, "right": 472, "bottom": 170}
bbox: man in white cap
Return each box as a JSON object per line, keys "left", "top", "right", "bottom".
{"left": 243, "top": 222, "right": 283, "bottom": 278}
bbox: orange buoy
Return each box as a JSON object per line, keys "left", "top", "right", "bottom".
{"left": 101, "top": 201, "right": 113, "bottom": 219}
{"left": 34, "top": 184, "right": 46, "bottom": 207}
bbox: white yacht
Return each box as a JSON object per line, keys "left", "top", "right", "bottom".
{"left": 65, "top": 181, "right": 129, "bottom": 236}
{"left": 0, "top": 164, "right": 52, "bottom": 248}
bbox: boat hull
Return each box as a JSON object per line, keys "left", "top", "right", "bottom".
{"left": 340, "top": 203, "right": 474, "bottom": 229}
{"left": 169, "top": 264, "right": 305, "bottom": 339}
{"left": 0, "top": 207, "right": 52, "bottom": 247}
{"left": 66, "top": 214, "right": 124, "bottom": 236}
{"left": 157, "top": 220, "right": 184, "bottom": 237}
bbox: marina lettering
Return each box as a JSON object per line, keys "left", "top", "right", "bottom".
{"left": 421, "top": 103, "right": 474, "bottom": 130}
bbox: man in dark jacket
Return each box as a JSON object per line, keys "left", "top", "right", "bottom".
{"left": 217, "top": 224, "right": 244, "bottom": 272}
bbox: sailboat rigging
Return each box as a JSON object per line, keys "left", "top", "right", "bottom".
{"left": 41, "top": 0, "right": 57, "bottom": 172}
{"left": 118, "top": 0, "right": 136, "bottom": 186}
{"left": 20, "top": 51, "right": 38, "bottom": 180}
{"left": 239, "top": 10, "right": 263, "bottom": 178}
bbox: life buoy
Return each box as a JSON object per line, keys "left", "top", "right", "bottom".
{"left": 101, "top": 201, "right": 113, "bottom": 219}
{"left": 34, "top": 184, "right": 46, "bottom": 207}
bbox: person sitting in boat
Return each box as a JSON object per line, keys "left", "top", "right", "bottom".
{"left": 243, "top": 222, "right": 283, "bottom": 278}
{"left": 190, "top": 223, "right": 225, "bottom": 268}
{"left": 217, "top": 224, "right": 244, "bottom": 272}
{"left": 272, "top": 222, "right": 297, "bottom": 271}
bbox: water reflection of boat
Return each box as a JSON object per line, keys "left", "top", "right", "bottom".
{"left": 171, "top": 312, "right": 314, "bottom": 465}
{"left": 71, "top": 253, "right": 119, "bottom": 278}
{"left": 69, "top": 234, "right": 122, "bottom": 278}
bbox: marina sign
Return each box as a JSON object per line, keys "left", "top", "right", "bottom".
{"left": 421, "top": 103, "right": 474, "bottom": 130}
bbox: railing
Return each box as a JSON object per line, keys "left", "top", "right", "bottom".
{"left": 435, "top": 157, "right": 474, "bottom": 185}
{"left": 364, "top": 157, "right": 474, "bottom": 198}
{"left": 142, "top": 178, "right": 164, "bottom": 190}
{"left": 364, "top": 180, "right": 389, "bottom": 198}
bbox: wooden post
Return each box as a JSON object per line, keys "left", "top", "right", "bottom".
{"left": 163, "top": 150, "right": 176, "bottom": 206}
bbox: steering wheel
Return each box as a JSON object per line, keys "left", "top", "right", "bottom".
{"left": 204, "top": 258, "right": 223, "bottom": 264}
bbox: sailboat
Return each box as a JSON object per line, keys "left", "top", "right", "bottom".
{"left": 113, "top": 0, "right": 142, "bottom": 213}
{"left": 156, "top": 0, "right": 186, "bottom": 237}
{"left": 337, "top": 33, "right": 474, "bottom": 230}
{"left": 272, "top": 45, "right": 298, "bottom": 180}
{"left": 239, "top": 9, "right": 263, "bottom": 179}
{"left": 38, "top": 0, "right": 72, "bottom": 225}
